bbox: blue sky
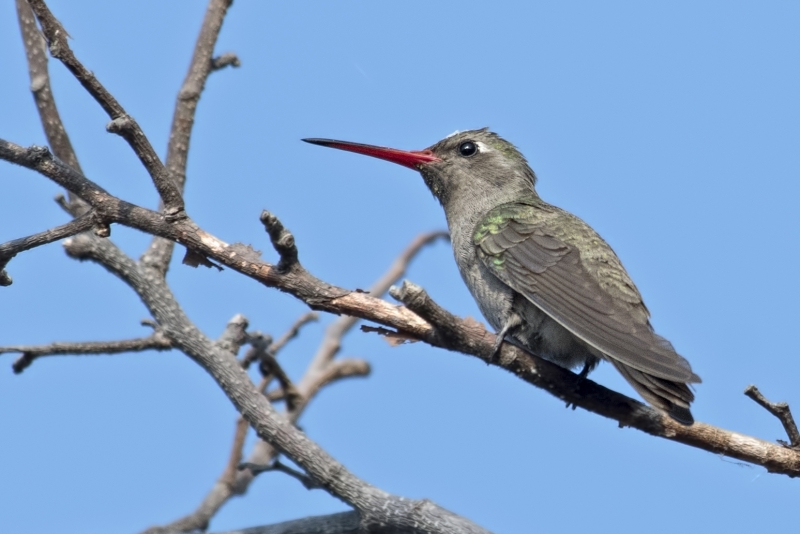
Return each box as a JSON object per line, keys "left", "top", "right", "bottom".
{"left": 1, "top": 1, "right": 799, "bottom": 533}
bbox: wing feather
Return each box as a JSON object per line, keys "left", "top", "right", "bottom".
{"left": 476, "top": 202, "right": 699, "bottom": 383}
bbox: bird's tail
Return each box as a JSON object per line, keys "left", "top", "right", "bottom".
{"left": 610, "top": 360, "right": 695, "bottom": 425}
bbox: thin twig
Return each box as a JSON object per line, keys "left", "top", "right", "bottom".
{"left": 258, "top": 352, "right": 302, "bottom": 412}
{"left": 240, "top": 331, "right": 273, "bottom": 369}
{"left": 0, "top": 211, "right": 95, "bottom": 277}
{"left": 239, "top": 459, "right": 321, "bottom": 490}
{"left": 141, "top": 0, "right": 235, "bottom": 275}
{"left": 15, "top": 0, "right": 85, "bottom": 209}
{"left": 267, "top": 358, "right": 370, "bottom": 403}
{"left": 745, "top": 385, "right": 800, "bottom": 449}
{"left": 240, "top": 313, "right": 318, "bottom": 370}
{"left": 302, "top": 230, "right": 448, "bottom": 374}
{"left": 269, "top": 312, "right": 320, "bottom": 354}
{"left": 211, "top": 52, "right": 241, "bottom": 71}
{"left": 3, "top": 331, "right": 173, "bottom": 374}
{"left": 222, "top": 416, "right": 251, "bottom": 486}
{"left": 239, "top": 328, "right": 303, "bottom": 411}
{"left": 26, "top": 0, "right": 184, "bottom": 215}
{"left": 151, "top": 234, "right": 435, "bottom": 531}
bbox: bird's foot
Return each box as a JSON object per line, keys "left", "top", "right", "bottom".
{"left": 489, "top": 313, "right": 523, "bottom": 365}
{"left": 488, "top": 335, "right": 504, "bottom": 365}
{"left": 565, "top": 360, "right": 595, "bottom": 410}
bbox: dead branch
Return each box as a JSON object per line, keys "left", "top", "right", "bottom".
{"left": 141, "top": 0, "right": 236, "bottom": 275}
{"left": 240, "top": 459, "right": 321, "bottom": 490}
{"left": 148, "top": 231, "right": 437, "bottom": 532}
{"left": 745, "top": 385, "right": 800, "bottom": 450}
{"left": 2, "top": 329, "right": 173, "bottom": 374}
{"left": 3, "top": 138, "right": 800, "bottom": 476}
{"left": 211, "top": 511, "right": 360, "bottom": 534}
{"left": 26, "top": 0, "right": 184, "bottom": 215}
{"left": 0, "top": 211, "right": 96, "bottom": 285}
{"left": 270, "top": 312, "right": 320, "bottom": 355}
{"left": 211, "top": 52, "right": 241, "bottom": 71}
{"left": 14, "top": 0, "right": 84, "bottom": 183}
{"left": 5, "top": 1, "right": 800, "bottom": 533}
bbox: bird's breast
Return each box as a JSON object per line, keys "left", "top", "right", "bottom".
{"left": 447, "top": 214, "right": 515, "bottom": 332}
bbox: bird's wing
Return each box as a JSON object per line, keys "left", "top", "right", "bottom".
{"left": 474, "top": 201, "right": 699, "bottom": 383}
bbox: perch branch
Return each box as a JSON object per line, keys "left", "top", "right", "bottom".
{"left": 2, "top": 139, "right": 799, "bottom": 479}
{"left": 3, "top": 139, "right": 800, "bottom": 477}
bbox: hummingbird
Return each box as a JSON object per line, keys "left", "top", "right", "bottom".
{"left": 303, "top": 129, "right": 700, "bottom": 424}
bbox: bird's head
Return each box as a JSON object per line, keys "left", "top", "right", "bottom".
{"left": 303, "top": 128, "right": 537, "bottom": 208}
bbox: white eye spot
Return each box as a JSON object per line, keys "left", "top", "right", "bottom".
{"left": 476, "top": 141, "right": 492, "bottom": 153}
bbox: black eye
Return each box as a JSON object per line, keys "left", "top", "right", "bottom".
{"left": 458, "top": 141, "right": 478, "bottom": 157}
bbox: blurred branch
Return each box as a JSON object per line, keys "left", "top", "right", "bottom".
{"left": 211, "top": 52, "right": 241, "bottom": 71}
{"left": 142, "top": 0, "right": 235, "bottom": 275}
{"left": 148, "top": 232, "right": 440, "bottom": 532}
{"left": 58, "top": 227, "right": 485, "bottom": 534}
{"left": 270, "top": 312, "right": 320, "bottom": 355}
{"left": 240, "top": 459, "right": 321, "bottom": 490}
{"left": 240, "top": 312, "right": 318, "bottom": 370}
{"left": 212, "top": 512, "right": 361, "bottom": 534}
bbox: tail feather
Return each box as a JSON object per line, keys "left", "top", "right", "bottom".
{"left": 611, "top": 359, "right": 695, "bottom": 425}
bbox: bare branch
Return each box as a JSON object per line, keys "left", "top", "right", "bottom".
{"left": 3, "top": 330, "right": 173, "bottom": 374}
{"left": 237, "top": 326, "right": 303, "bottom": 411}
{"left": 222, "top": 416, "right": 251, "bottom": 492}
{"left": 270, "top": 312, "right": 320, "bottom": 355}
{"left": 212, "top": 52, "right": 241, "bottom": 71}
{"left": 26, "top": 0, "right": 184, "bottom": 214}
{"left": 258, "top": 351, "right": 303, "bottom": 412}
{"left": 262, "top": 211, "right": 299, "bottom": 271}
{"left": 149, "top": 233, "right": 434, "bottom": 531}
{"left": 16, "top": 0, "right": 92, "bottom": 217}
{"left": 58, "top": 232, "right": 488, "bottom": 534}
{"left": 217, "top": 314, "right": 250, "bottom": 356}
{"left": 240, "top": 331, "right": 273, "bottom": 369}
{"left": 15, "top": 0, "right": 82, "bottom": 174}
{"left": 142, "top": 0, "right": 236, "bottom": 274}
{"left": 142, "top": 394, "right": 261, "bottom": 534}
{"left": 302, "top": 231, "right": 448, "bottom": 376}
{"left": 3, "top": 140, "right": 800, "bottom": 477}
{"left": 240, "top": 459, "right": 321, "bottom": 490}
{"left": 0, "top": 211, "right": 96, "bottom": 285}
{"left": 745, "top": 385, "right": 800, "bottom": 449}
{"left": 211, "top": 512, "right": 360, "bottom": 534}
{"left": 268, "top": 358, "right": 370, "bottom": 403}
